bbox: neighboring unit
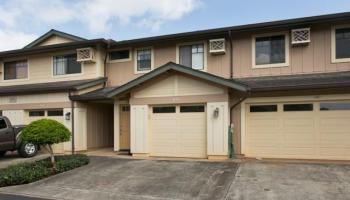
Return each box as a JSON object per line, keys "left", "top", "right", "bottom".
{"left": 0, "top": 12, "right": 350, "bottom": 161}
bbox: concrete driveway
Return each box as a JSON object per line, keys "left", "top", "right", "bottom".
{"left": 1, "top": 156, "right": 350, "bottom": 200}
{"left": 226, "top": 162, "right": 350, "bottom": 200}
{"left": 0, "top": 156, "right": 238, "bottom": 200}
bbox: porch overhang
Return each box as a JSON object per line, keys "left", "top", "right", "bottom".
{"left": 0, "top": 77, "right": 107, "bottom": 96}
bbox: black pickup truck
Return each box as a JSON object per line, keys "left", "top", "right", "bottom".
{"left": 0, "top": 116, "right": 38, "bottom": 158}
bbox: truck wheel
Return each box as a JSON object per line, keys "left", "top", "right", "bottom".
{"left": 0, "top": 151, "right": 6, "bottom": 157}
{"left": 18, "top": 143, "right": 38, "bottom": 158}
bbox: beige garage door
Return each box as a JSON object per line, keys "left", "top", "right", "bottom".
{"left": 245, "top": 101, "right": 350, "bottom": 160}
{"left": 151, "top": 105, "right": 206, "bottom": 158}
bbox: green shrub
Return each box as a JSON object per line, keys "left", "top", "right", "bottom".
{"left": 22, "top": 119, "right": 71, "bottom": 169}
{"left": 0, "top": 154, "right": 89, "bottom": 187}
{"left": 0, "top": 162, "right": 50, "bottom": 187}
{"left": 22, "top": 119, "right": 70, "bottom": 145}
{"left": 55, "top": 154, "right": 89, "bottom": 173}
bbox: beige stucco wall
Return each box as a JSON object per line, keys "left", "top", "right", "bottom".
{"left": 232, "top": 23, "right": 350, "bottom": 78}
{"left": 130, "top": 73, "right": 228, "bottom": 105}
{"left": 106, "top": 40, "right": 230, "bottom": 87}
{"left": 38, "top": 35, "right": 75, "bottom": 46}
{"left": 107, "top": 23, "right": 350, "bottom": 86}
{"left": 0, "top": 48, "right": 104, "bottom": 86}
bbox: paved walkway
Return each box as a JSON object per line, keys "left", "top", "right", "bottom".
{"left": 0, "top": 194, "right": 50, "bottom": 200}
{"left": 1, "top": 156, "right": 350, "bottom": 200}
{"left": 0, "top": 151, "right": 49, "bottom": 169}
{"left": 226, "top": 161, "right": 350, "bottom": 200}
{"left": 0, "top": 156, "right": 238, "bottom": 200}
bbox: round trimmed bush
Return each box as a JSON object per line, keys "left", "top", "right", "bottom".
{"left": 21, "top": 119, "right": 71, "bottom": 170}
{"left": 21, "top": 119, "right": 70, "bottom": 145}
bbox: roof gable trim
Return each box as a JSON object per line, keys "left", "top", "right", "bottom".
{"left": 106, "top": 62, "right": 248, "bottom": 98}
{"left": 24, "top": 29, "right": 86, "bottom": 49}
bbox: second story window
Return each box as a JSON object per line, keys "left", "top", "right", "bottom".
{"left": 136, "top": 49, "right": 152, "bottom": 72}
{"left": 109, "top": 49, "right": 131, "bottom": 62}
{"left": 254, "top": 34, "right": 288, "bottom": 68}
{"left": 179, "top": 43, "right": 204, "bottom": 70}
{"left": 335, "top": 27, "right": 350, "bottom": 60}
{"left": 3, "top": 60, "right": 28, "bottom": 80}
{"left": 53, "top": 54, "right": 81, "bottom": 76}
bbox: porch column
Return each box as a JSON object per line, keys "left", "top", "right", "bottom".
{"left": 113, "top": 99, "right": 120, "bottom": 151}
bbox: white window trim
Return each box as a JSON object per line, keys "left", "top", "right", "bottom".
{"left": 1, "top": 59, "right": 30, "bottom": 82}
{"left": 107, "top": 48, "right": 132, "bottom": 63}
{"left": 176, "top": 41, "right": 207, "bottom": 71}
{"left": 134, "top": 47, "right": 154, "bottom": 74}
{"left": 331, "top": 24, "right": 350, "bottom": 63}
{"left": 252, "top": 32, "right": 290, "bottom": 69}
{"left": 51, "top": 53, "right": 84, "bottom": 78}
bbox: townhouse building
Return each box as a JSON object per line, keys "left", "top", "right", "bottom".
{"left": 0, "top": 12, "right": 350, "bottom": 160}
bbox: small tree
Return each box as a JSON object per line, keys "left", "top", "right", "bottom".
{"left": 22, "top": 119, "right": 71, "bottom": 170}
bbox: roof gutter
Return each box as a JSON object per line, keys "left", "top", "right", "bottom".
{"left": 103, "top": 40, "right": 112, "bottom": 87}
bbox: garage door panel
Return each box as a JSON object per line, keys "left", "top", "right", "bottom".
{"left": 282, "top": 117, "right": 314, "bottom": 127}
{"left": 246, "top": 101, "right": 350, "bottom": 160}
{"left": 247, "top": 118, "right": 278, "bottom": 127}
{"left": 151, "top": 105, "right": 206, "bottom": 158}
{"left": 319, "top": 148, "right": 350, "bottom": 158}
{"left": 281, "top": 147, "right": 316, "bottom": 156}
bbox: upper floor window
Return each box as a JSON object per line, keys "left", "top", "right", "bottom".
{"left": 108, "top": 49, "right": 131, "bottom": 62}
{"left": 136, "top": 48, "right": 152, "bottom": 73}
{"left": 253, "top": 34, "right": 289, "bottom": 68}
{"left": 3, "top": 60, "right": 28, "bottom": 80}
{"left": 53, "top": 54, "right": 81, "bottom": 76}
{"left": 179, "top": 43, "right": 204, "bottom": 70}
{"left": 332, "top": 26, "right": 350, "bottom": 63}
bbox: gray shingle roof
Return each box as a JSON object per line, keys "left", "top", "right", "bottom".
{"left": 236, "top": 71, "right": 350, "bottom": 91}
{"left": 0, "top": 77, "right": 107, "bottom": 96}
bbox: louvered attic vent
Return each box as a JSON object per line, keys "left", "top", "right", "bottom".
{"left": 77, "top": 47, "right": 95, "bottom": 62}
{"left": 209, "top": 38, "right": 226, "bottom": 54}
{"left": 291, "top": 28, "right": 311, "bottom": 45}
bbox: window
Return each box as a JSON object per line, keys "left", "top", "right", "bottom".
{"left": 0, "top": 119, "right": 7, "bottom": 129}
{"left": 153, "top": 106, "right": 176, "bottom": 113}
{"left": 250, "top": 105, "right": 277, "bottom": 112}
{"left": 47, "top": 110, "right": 63, "bottom": 116}
{"left": 136, "top": 49, "right": 152, "bottom": 72}
{"left": 179, "top": 43, "right": 204, "bottom": 70}
{"left": 254, "top": 34, "right": 288, "bottom": 68}
{"left": 180, "top": 105, "right": 205, "bottom": 113}
{"left": 320, "top": 102, "right": 350, "bottom": 111}
{"left": 29, "top": 111, "right": 45, "bottom": 117}
{"left": 335, "top": 27, "right": 350, "bottom": 60}
{"left": 283, "top": 104, "right": 313, "bottom": 112}
{"left": 109, "top": 49, "right": 130, "bottom": 61}
{"left": 122, "top": 105, "right": 130, "bottom": 112}
{"left": 53, "top": 54, "right": 81, "bottom": 76}
{"left": 3, "top": 60, "right": 28, "bottom": 80}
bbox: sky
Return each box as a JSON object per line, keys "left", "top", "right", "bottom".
{"left": 0, "top": 0, "right": 349, "bottom": 51}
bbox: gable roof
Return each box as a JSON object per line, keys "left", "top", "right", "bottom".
{"left": 106, "top": 62, "right": 248, "bottom": 98}
{"left": 70, "top": 62, "right": 248, "bottom": 101}
{"left": 236, "top": 71, "right": 350, "bottom": 92}
{"left": 24, "top": 29, "right": 87, "bottom": 49}
{"left": 0, "top": 77, "right": 107, "bottom": 96}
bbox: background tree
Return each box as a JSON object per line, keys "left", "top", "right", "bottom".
{"left": 21, "top": 119, "right": 71, "bottom": 170}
